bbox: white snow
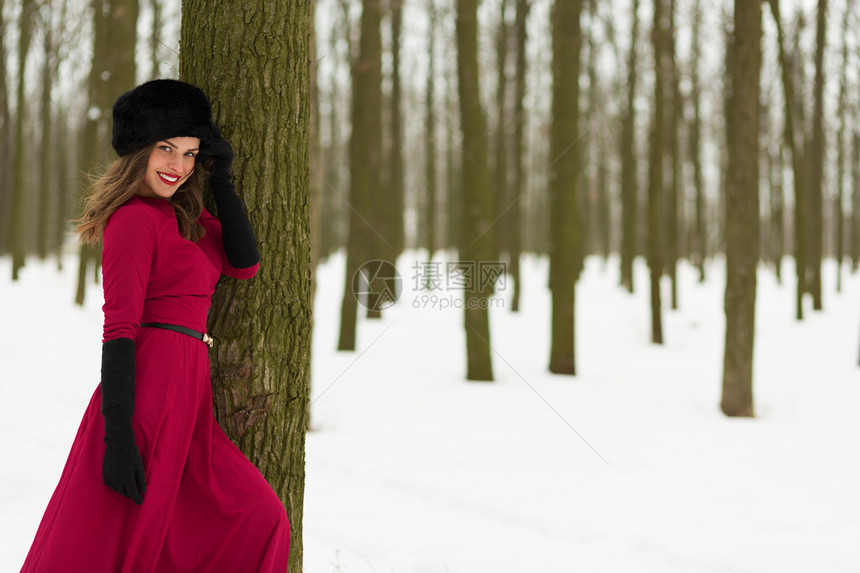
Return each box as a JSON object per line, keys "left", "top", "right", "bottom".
{"left": 1, "top": 252, "right": 859, "bottom": 572}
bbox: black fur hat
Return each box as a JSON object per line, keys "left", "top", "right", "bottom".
{"left": 111, "top": 79, "right": 213, "bottom": 157}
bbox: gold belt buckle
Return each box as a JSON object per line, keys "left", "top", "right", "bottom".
{"left": 202, "top": 333, "right": 215, "bottom": 348}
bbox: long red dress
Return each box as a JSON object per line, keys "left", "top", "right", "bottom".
{"left": 21, "top": 195, "right": 290, "bottom": 573}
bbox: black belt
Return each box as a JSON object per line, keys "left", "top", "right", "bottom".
{"left": 140, "top": 322, "right": 215, "bottom": 348}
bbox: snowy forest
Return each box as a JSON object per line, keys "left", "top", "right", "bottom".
{"left": 2, "top": 0, "right": 859, "bottom": 571}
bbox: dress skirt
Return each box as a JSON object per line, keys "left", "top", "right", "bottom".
{"left": 21, "top": 327, "right": 290, "bottom": 573}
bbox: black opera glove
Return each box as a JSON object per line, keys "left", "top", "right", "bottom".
{"left": 100, "top": 337, "right": 146, "bottom": 505}
{"left": 199, "top": 122, "right": 260, "bottom": 269}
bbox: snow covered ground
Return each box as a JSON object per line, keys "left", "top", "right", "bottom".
{"left": 1, "top": 251, "right": 859, "bottom": 572}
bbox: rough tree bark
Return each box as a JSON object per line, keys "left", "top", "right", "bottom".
{"left": 548, "top": 0, "right": 584, "bottom": 374}
{"left": 457, "top": 0, "right": 495, "bottom": 381}
{"left": 179, "top": 2, "right": 312, "bottom": 571}
{"left": 722, "top": 0, "right": 761, "bottom": 418}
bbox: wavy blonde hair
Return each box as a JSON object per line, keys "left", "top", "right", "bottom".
{"left": 76, "top": 145, "right": 206, "bottom": 244}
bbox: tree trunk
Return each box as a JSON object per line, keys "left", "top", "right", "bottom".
{"left": 548, "top": 0, "right": 584, "bottom": 375}
{"left": 690, "top": 0, "right": 706, "bottom": 282}
{"left": 666, "top": 0, "right": 680, "bottom": 310}
{"left": 338, "top": 0, "right": 382, "bottom": 346}
{"left": 767, "top": 0, "right": 806, "bottom": 320}
{"left": 10, "top": 0, "right": 36, "bottom": 280}
{"left": 852, "top": 132, "right": 860, "bottom": 272}
{"left": 74, "top": 0, "right": 138, "bottom": 304}
{"left": 149, "top": 0, "right": 161, "bottom": 78}
{"left": 808, "top": 0, "right": 826, "bottom": 310}
{"left": 0, "top": 2, "right": 12, "bottom": 255}
{"left": 38, "top": 22, "right": 55, "bottom": 261}
{"left": 493, "top": 0, "right": 509, "bottom": 262}
{"left": 55, "top": 109, "right": 70, "bottom": 270}
{"left": 425, "top": 0, "right": 437, "bottom": 261}
{"left": 769, "top": 143, "right": 785, "bottom": 283}
{"left": 834, "top": 1, "right": 850, "bottom": 292}
{"left": 456, "top": 0, "right": 495, "bottom": 381}
{"left": 721, "top": 0, "right": 761, "bottom": 418}
{"left": 180, "top": 2, "right": 311, "bottom": 571}
{"left": 510, "top": 0, "right": 528, "bottom": 312}
{"left": 388, "top": 0, "right": 405, "bottom": 261}
{"left": 647, "top": 0, "right": 665, "bottom": 344}
{"left": 619, "top": 0, "right": 639, "bottom": 293}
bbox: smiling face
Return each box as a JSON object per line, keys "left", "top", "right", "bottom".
{"left": 137, "top": 137, "right": 200, "bottom": 199}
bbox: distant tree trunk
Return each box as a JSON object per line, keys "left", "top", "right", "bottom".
{"left": 38, "top": 19, "right": 56, "bottom": 261}
{"left": 647, "top": 0, "right": 665, "bottom": 344}
{"left": 768, "top": 0, "right": 806, "bottom": 320}
{"left": 666, "top": 0, "right": 680, "bottom": 310}
{"left": 619, "top": 0, "right": 639, "bottom": 293}
{"left": 150, "top": 0, "right": 162, "bottom": 78}
{"left": 808, "top": 0, "right": 826, "bottom": 310}
{"left": 338, "top": 0, "right": 382, "bottom": 347}
{"left": 361, "top": 0, "right": 385, "bottom": 321}
{"left": 320, "top": 4, "right": 347, "bottom": 260}
{"left": 509, "top": 0, "right": 528, "bottom": 312}
{"left": 721, "top": 0, "right": 761, "bottom": 418}
{"left": 0, "top": 2, "right": 13, "bottom": 255}
{"left": 548, "top": 0, "right": 584, "bottom": 375}
{"left": 493, "top": 0, "right": 510, "bottom": 263}
{"left": 425, "top": 0, "right": 437, "bottom": 260}
{"left": 388, "top": 0, "right": 404, "bottom": 260}
{"left": 180, "top": 2, "right": 311, "bottom": 571}
{"left": 852, "top": 132, "right": 860, "bottom": 272}
{"left": 690, "top": 0, "right": 706, "bottom": 282}
{"left": 74, "top": 0, "right": 138, "bottom": 304}
{"left": 445, "top": 44, "right": 460, "bottom": 252}
{"left": 456, "top": 0, "right": 495, "bottom": 381}
{"left": 834, "top": 1, "right": 850, "bottom": 292}
{"left": 55, "top": 109, "right": 70, "bottom": 270}
{"left": 769, "top": 143, "right": 785, "bottom": 283}
{"left": 10, "top": 0, "right": 36, "bottom": 280}
{"left": 584, "top": 0, "right": 598, "bottom": 259}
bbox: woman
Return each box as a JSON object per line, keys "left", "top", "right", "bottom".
{"left": 21, "top": 79, "right": 290, "bottom": 572}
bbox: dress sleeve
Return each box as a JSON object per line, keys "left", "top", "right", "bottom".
{"left": 200, "top": 208, "right": 260, "bottom": 280}
{"left": 102, "top": 205, "right": 157, "bottom": 342}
